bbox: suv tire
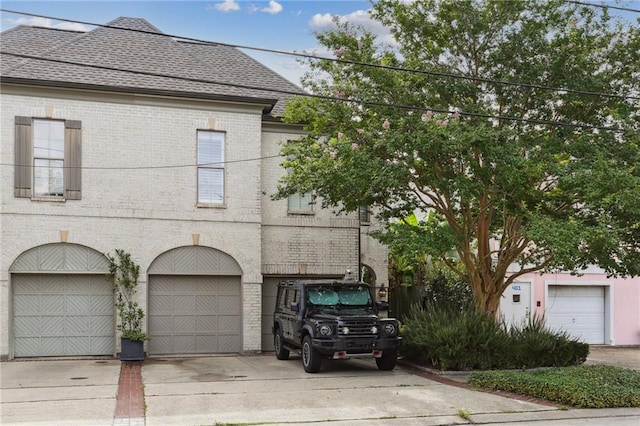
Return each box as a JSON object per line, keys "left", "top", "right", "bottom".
{"left": 302, "top": 335, "right": 322, "bottom": 373}
{"left": 274, "top": 328, "right": 290, "bottom": 360}
{"left": 375, "top": 349, "right": 397, "bottom": 371}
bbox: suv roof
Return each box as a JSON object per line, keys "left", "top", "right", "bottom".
{"left": 279, "top": 278, "right": 367, "bottom": 286}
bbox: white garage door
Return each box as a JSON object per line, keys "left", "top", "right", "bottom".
{"left": 148, "top": 275, "right": 241, "bottom": 354}
{"left": 13, "top": 274, "right": 114, "bottom": 357}
{"left": 546, "top": 285, "right": 605, "bottom": 344}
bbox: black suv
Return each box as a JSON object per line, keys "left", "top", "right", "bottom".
{"left": 272, "top": 276, "right": 401, "bottom": 373}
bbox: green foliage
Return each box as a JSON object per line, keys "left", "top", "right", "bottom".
{"left": 401, "top": 304, "right": 587, "bottom": 370}
{"left": 401, "top": 303, "right": 508, "bottom": 370}
{"left": 277, "top": 0, "right": 640, "bottom": 314}
{"left": 108, "top": 249, "right": 149, "bottom": 342}
{"left": 423, "top": 269, "right": 473, "bottom": 312}
{"left": 469, "top": 365, "right": 640, "bottom": 408}
{"left": 507, "top": 316, "right": 589, "bottom": 368}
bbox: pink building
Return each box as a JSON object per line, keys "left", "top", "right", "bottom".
{"left": 500, "top": 266, "right": 640, "bottom": 346}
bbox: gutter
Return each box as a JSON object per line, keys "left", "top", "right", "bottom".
{"left": 0, "top": 77, "right": 279, "bottom": 114}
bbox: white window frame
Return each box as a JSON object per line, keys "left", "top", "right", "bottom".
{"left": 197, "top": 130, "right": 225, "bottom": 206}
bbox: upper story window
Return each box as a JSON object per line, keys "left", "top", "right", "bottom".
{"left": 285, "top": 149, "right": 314, "bottom": 215}
{"left": 197, "top": 130, "right": 225, "bottom": 205}
{"left": 14, "top": 116, "right": 82, "bottom": 200}
{"left": 288, "top": 192, "right": 313, "bottom": 214}
{"left": 33, "top": 120, "right": 65, "bottom": 197}
{"left": 358, "top": 206, "right": 371, "bottom": 224}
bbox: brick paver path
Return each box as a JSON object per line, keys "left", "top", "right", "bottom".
{"left": 114, "top": 362, "right": 145, "bottom": 425}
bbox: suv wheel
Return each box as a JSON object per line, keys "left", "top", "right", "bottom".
{"left": 375, "top": 349, "right": 397, "bottom": 371}
{"left": 274, "top": 328, "right": 290, "bottom": 360}
{"left": 302, "top": 335, "right": 322, "bottom": 373}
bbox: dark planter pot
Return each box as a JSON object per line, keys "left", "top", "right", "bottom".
{"left": 120, "top": 337, "right": 145, "bottom": 361}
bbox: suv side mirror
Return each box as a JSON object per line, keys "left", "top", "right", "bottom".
{"left": 376, "top": 301, "right": 389, "bottom": 311}
{"left": 290, "top": 301, "right": 299, "bottom": 312}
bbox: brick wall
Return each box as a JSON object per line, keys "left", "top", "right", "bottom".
{"left": 0, "top": 89, "right": 388, "bottom": 357}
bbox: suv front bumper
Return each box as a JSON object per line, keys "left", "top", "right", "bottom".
{"left": 312, "top": 336, "right": 401, "bottom": 356}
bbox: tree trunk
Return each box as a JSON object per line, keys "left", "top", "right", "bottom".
{"left": 468, "top": 270, "right": 504, "bottom": 316}
{"left": 477, "top": 290, "right": 502, "bottom": 316}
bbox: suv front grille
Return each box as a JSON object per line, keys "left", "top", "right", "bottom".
{"left": 338, "top": 318, "right": 377, "bottom": 336}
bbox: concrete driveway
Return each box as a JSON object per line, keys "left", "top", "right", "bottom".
{"left": 585, "top": 345, "right": 640, "bottom": 370}
{"left": 0, "top": 358, "right": 120, "bottom": 426}
{"left": 141, "top": 354, "right": 640, "bottom": 426}
{"left": 1, "top": 347, "right": 638, "bottom": 426}
{"left": 141, "top": 355, "right": 555, "bottom": 425}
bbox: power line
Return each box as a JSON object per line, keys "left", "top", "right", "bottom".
{"left": 2, "top": 155, "right": 283, "bottom": 171}
{"left": 1, "top": 8, "right": 638, "bottom": 102}
{"left": 1, "top": 51, "right": 630, "bottom": 133}
{"left": 563, "top": 0, "right": 640, "bottom": 13}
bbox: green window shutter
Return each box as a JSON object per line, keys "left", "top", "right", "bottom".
{"left": 64, "top": 120, "right": 82, "bottom": 200}
{"left": 14, "top": 116, "right": 32, "bottom": 198}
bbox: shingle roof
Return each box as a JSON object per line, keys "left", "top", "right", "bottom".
{"left": 0, "top": 17, "right": 306, "bottom": 116}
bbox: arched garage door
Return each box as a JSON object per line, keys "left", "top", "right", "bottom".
{"left": 148, "top": 246, "right": 242, "bottom": 354}
{"left": 11, "top": 244, "right": 114, "bottom": 357}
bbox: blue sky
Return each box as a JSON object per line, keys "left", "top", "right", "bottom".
{"left": 1, "top": 1, "right": 638, "bottom": 87}
{"left": 0, "top": 1, "right": 389, "bottom": 86}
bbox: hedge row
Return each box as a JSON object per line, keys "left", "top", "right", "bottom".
{"left": 401, "top": 303, "right": 589, "bottom": 370}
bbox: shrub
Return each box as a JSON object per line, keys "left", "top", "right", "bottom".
{"left": 469, "top": 365, "right": 640, "bottom": 408}
{"left": 108, "top": 249, "right": 149, "bottom": 342}
{"left": 508, "top": 316, "right": 589, "bottom": 368}
{"left": 401, "top": 304, "right": 588, "bottom": 370}
{"left": 402, "top": 302, "right": 511, "bottom": 370}
{"left": 422, "top": 269, "right": 474, "bottom": 312}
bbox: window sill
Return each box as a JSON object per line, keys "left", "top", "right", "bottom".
{"left": 288, "top": 211, "right": 315, "bottom": 216}
{"left": 197, "top": 203, "right": 226, "bottom": 209}
{"left": 31, "top": 197, "right": 66, "bottom": 203}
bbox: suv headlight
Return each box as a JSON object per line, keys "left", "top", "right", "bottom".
{"left": 382, "top": 323, "right": 397, "bottom": 336}
{"left": 319, "top": 324, "right": 333, "bottom": 336}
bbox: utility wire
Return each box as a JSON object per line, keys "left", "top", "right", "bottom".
{"left": 0, "top": 51, "right": 631, "bottom": 133}
{"left": 562, "top": 0, "right": 640, "bottom": 13}
{"left": 1, "top": 8, "right": 638, "bottom": 102}
{"left": 2, "top": 155, "right": 283, "bottom": 170}
{"left": 0, "top": 7, "right": 636, "bottom": 172}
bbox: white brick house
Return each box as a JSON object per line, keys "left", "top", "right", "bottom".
{"left": 0, "top": 17, "right": 388, "bottom": 359}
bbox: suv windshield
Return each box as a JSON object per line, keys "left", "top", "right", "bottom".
{"left": 306, "top": 284, "right": 373, "bottom": 314}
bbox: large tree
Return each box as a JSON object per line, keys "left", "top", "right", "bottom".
{"left": 276, "top": 0, "right": 640, "bottom": 314}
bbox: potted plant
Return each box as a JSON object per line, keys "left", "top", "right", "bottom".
{"left": 108, "top": 249, "right": 149, "bottom": 361}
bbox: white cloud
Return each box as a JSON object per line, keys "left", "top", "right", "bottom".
{"left": 6, "top": 16, "right": 89, "bottom": 31}
{"left": 309, "top": 9, "right": 397, "bottom": 46}
{"left": 212, "top": 0, "right": 240, "bottom": 12}
{"left": 261, "top": 0, "right": 283, "bottom": 15}
{"left": 308, "top": 13, "right": 333, "bottom": 30}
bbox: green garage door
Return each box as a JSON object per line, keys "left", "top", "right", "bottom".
{"left": 13, "top": 274, "right": 114, "bottom": 357}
